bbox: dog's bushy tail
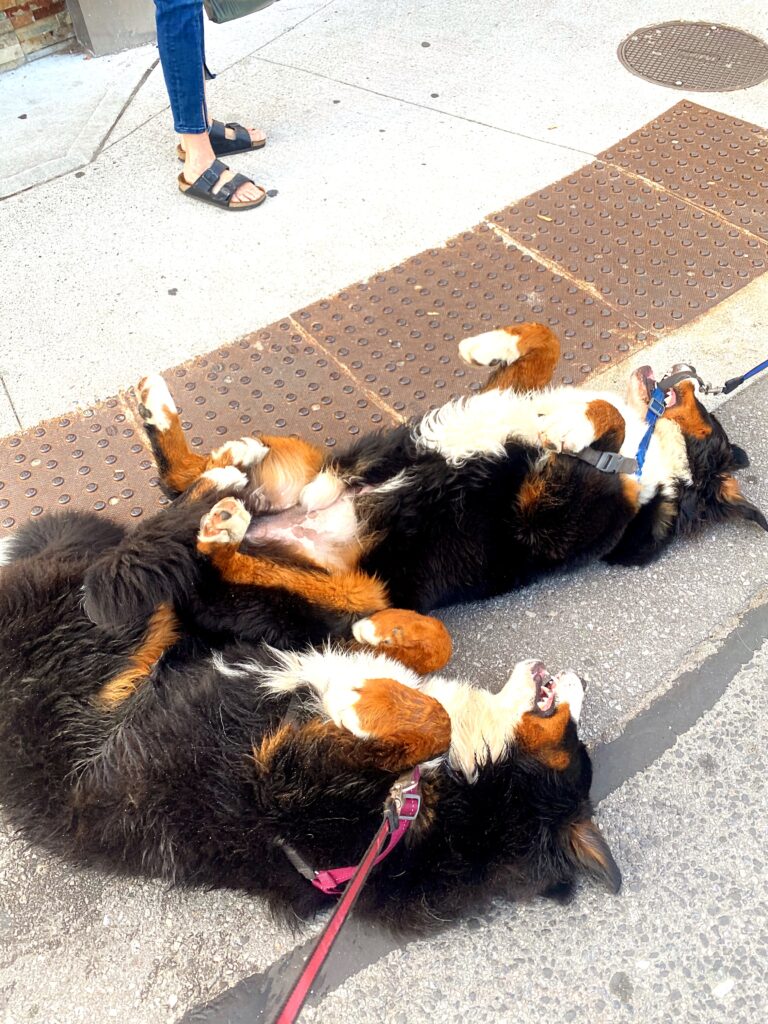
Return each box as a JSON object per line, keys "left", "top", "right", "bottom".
{"left": 82, "top": 498, "right": 207, "bottom": 629}
{"left": 0, "top": 511, "right": 125, "bottom": 568}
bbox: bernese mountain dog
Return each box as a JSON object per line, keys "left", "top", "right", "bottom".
{"left": 0, "top": 513, "right": 619, "bottom": 930}
{"left": 81, "top": 322, "right": 764, "bottom": 636}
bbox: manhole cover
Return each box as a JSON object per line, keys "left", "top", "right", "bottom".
{"left": 618, "top": 22, "right": 768, "bottom": 92}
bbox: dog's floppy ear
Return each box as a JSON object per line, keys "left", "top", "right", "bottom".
{"left": 730, "top": 444, "right": 750, "bottom": 470}
{"left": 564, "top": 819, "right": 622, "bottom": 894}
{"left": 719, "top": 476, "right": 768, "bottom": 533}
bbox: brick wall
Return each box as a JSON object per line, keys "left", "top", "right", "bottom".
{"left": 0, "top": 0, "right": 74, "bottom": 73}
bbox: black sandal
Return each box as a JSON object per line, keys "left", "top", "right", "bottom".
{"left": 178, "top": 159, "right": 266, "bottom": 211}
{"left": 176, "top": 119, "right": 266, "bottom": 161}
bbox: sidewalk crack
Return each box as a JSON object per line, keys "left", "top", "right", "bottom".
{"left": 0, "top": 377, "right": 23, "bottom": 431}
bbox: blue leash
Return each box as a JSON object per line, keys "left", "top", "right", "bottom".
{"left": 721, "top": 356, "right": 768, "bottom": 395}
{"left": 634, "top": 385, "right": 667, "bottom": 478}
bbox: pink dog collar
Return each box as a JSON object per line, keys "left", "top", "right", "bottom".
{"left": 280, "top": 767, "right": 422, "bottom": 897}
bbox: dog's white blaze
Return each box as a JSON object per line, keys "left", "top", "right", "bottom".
{"left": 458, "top": 329, "right": 521, "bottom": 367}
{"left": 211, "top": 437, "right": 269, "bottom": 468}
{"left": 138, "top": 374, "right": 176, "bottom": 431}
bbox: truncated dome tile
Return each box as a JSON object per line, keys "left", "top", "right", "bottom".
{"left": 0, "top": 397, "right": 163, "bottom": 537}
{"left": 488, "top": 162, "right": 767, "bottom": 332}
{"left": 600, "top": 100, "right": 768, "bottom": 241}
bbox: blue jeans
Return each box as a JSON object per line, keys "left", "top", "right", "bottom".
{"left": 154, "top": 0, "right": 215, "bottom": 134}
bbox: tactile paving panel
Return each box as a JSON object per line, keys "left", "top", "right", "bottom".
{"left": 488, "top": 162, "right": 767, "bottom": 333}
{"left": 600, "top": 101, "right": 768, "bottom": 243}
{"left": 294, "top": 225, "right": 650, "bottom": 418}
{"left": 0, "top": 398, "right": 163, "bottom": 533}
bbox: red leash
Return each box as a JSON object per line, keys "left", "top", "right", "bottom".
{"left": 271, "top": 768, "right": 422, "bottom": 1024}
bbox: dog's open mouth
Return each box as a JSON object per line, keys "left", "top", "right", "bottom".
{"left": 636, "top": 365, "right": 679, "bottom": 409}
{"left": 532, "top": 661, "right": 557, "bottom": 717}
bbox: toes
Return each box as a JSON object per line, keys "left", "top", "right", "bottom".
{"left": 200, "top": 466, "right": 249, "bottom": 492}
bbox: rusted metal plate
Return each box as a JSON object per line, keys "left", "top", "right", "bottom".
{"left": 0, "top": 397, "right": 163, "bottom": 535}
{"left": 600, "top": 101, "right": 768, "bottom": 243}
{"left": 294, "top": 226, "right": 649, "bottom": 418}
{"left": 488, "top": 160, "right": 767, "bottom": 333}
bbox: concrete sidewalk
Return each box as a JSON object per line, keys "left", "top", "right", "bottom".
{"left": 1, "top": 2, "right": 768, "bottom": 1022}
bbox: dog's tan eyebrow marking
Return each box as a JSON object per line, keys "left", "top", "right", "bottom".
{"left": 95, "top": 604, "right": 180, "bottom": 709}
{"left": 664, "top": 381, "right": 713, "bottom": 439}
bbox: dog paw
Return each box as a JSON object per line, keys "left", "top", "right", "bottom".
{"left": 198, "top": 497, "right": 251, "bottom": 546}
{"left": 536, "top": 407, "right": 595, "bottom": 454}
{"left": 459, "top": 328, "right": 522, "bottom": 367}
{"left": 211, "top": 437, "right": 269, "bottom": 469}
{"left": 553, "top": 670, "right": 585, "bottom": 723}
{"left": 353, "top": 610, "right": 452, "bottom": 674}
{"left": 137, "top": 374, "right": 177, "bottom": 431}
{"left": 299, "top": 471, "right": 346, "bottom": 512}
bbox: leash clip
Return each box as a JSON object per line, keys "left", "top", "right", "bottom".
{"left": 386, "top": 768, "right": 422, "bottom": 827}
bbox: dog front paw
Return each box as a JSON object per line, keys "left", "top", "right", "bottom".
{"left": 459, "top": 328, "right": 522, "bottom": 367}
{"left": 353, "top": 610, "right": 452, "bottom": 674}
{"left": 210, "top": 437, "right": 269, "bottom": 469}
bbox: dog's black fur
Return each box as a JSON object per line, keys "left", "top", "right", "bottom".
{"left": 0, "top": 514, "right": 619, "bottom": 930}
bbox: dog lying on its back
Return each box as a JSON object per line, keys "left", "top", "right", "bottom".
{"left": 0, "top": 513, "right": 619, "bottom": 931}
{"left": 81, "top": 322, "right": 764, "bottom": 640}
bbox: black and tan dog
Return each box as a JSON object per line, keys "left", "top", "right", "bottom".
{"left": 0, "top": 513, "right": 619, "bottom": 929}
{"left": 82, "top": 322, "right": 764, "bottom": 638}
